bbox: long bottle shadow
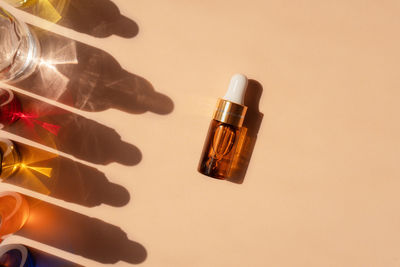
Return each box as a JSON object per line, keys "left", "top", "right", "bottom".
{"left": 3, "top": 140, "right": 130, "bottom": 207}
{"left": 60, "top": 0, "right": 139, "bottom": 38}
{"left": 15, "top": 27, "right": 174, "bottom": 114}
{"left": 17, "top": 194, "right": 147, "bottom": 264}
{"left": 16, "top": 0, "right": 138, "bottom": 38}
{"left": 1, "top": 90, "right": 142, "bottom": 166}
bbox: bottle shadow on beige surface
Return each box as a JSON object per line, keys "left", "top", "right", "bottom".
{"left": 60, "top": 0, "right": 139, "bottom": 38}
{"left": 1, "top": 90, "right": 142, "bottom": 165}
{"left": 0, "top": 3, "right": 167, "bottom": 265}
{"left": 228, "top": 80, "right": 264, "bottom": 184}
{"left": 17, "top": 194, "right": 147, "bottom": 264}
{"left": 1, "top": 140, "right": 130, "bottom": 207}
{"left": 15, "top": 28, "right": 174, "bottom": 115}
{"left": 6, "top": 0, "right": 138, "bottom": 38}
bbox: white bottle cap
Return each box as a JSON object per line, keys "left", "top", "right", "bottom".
{"left": 223, "top": 74, "right": 248, "bottom": 105}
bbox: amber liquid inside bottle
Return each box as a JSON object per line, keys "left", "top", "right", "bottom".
{"left": 198, "top": 120, "right": 241, "bottom": 179}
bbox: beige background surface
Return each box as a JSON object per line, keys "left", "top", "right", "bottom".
{"left": 1, "top": 0, "right": 400, "bottom": 266}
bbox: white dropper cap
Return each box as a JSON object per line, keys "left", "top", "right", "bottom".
{"left": 223, "top": 74, "right": 248, "bottom": 105}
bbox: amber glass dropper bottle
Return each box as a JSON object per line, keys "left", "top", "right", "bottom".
{"left": 198, "top": 74, "right": 248, "bottom": 179}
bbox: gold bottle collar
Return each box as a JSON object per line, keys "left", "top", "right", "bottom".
{"left": 213, "top": 99, "right": 247, "bottom": 127}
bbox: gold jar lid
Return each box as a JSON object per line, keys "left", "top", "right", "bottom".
{"left": 213, "top": 99, "right": 247, "bottom": 128}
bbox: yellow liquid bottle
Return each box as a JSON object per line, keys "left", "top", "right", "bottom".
{"left": 4, "top": 0, "right": 68, "bottom": 23}
{"left": 0, "top": 138, "right": 20, "bottom": 180}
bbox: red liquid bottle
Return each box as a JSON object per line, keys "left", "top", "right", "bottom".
{"left": 0, "top": 88, "right": 21, "bottom": 126}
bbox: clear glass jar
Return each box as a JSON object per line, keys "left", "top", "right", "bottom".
{"left": 0, "top": 7, "right": 40, "bottom": 83}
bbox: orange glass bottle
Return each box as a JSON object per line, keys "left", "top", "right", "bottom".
{"left": 198, "top": 74, "right": 248, "bottom": 179}
{"left": 0, "top": 192, "right": 29, "bottom": 241}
